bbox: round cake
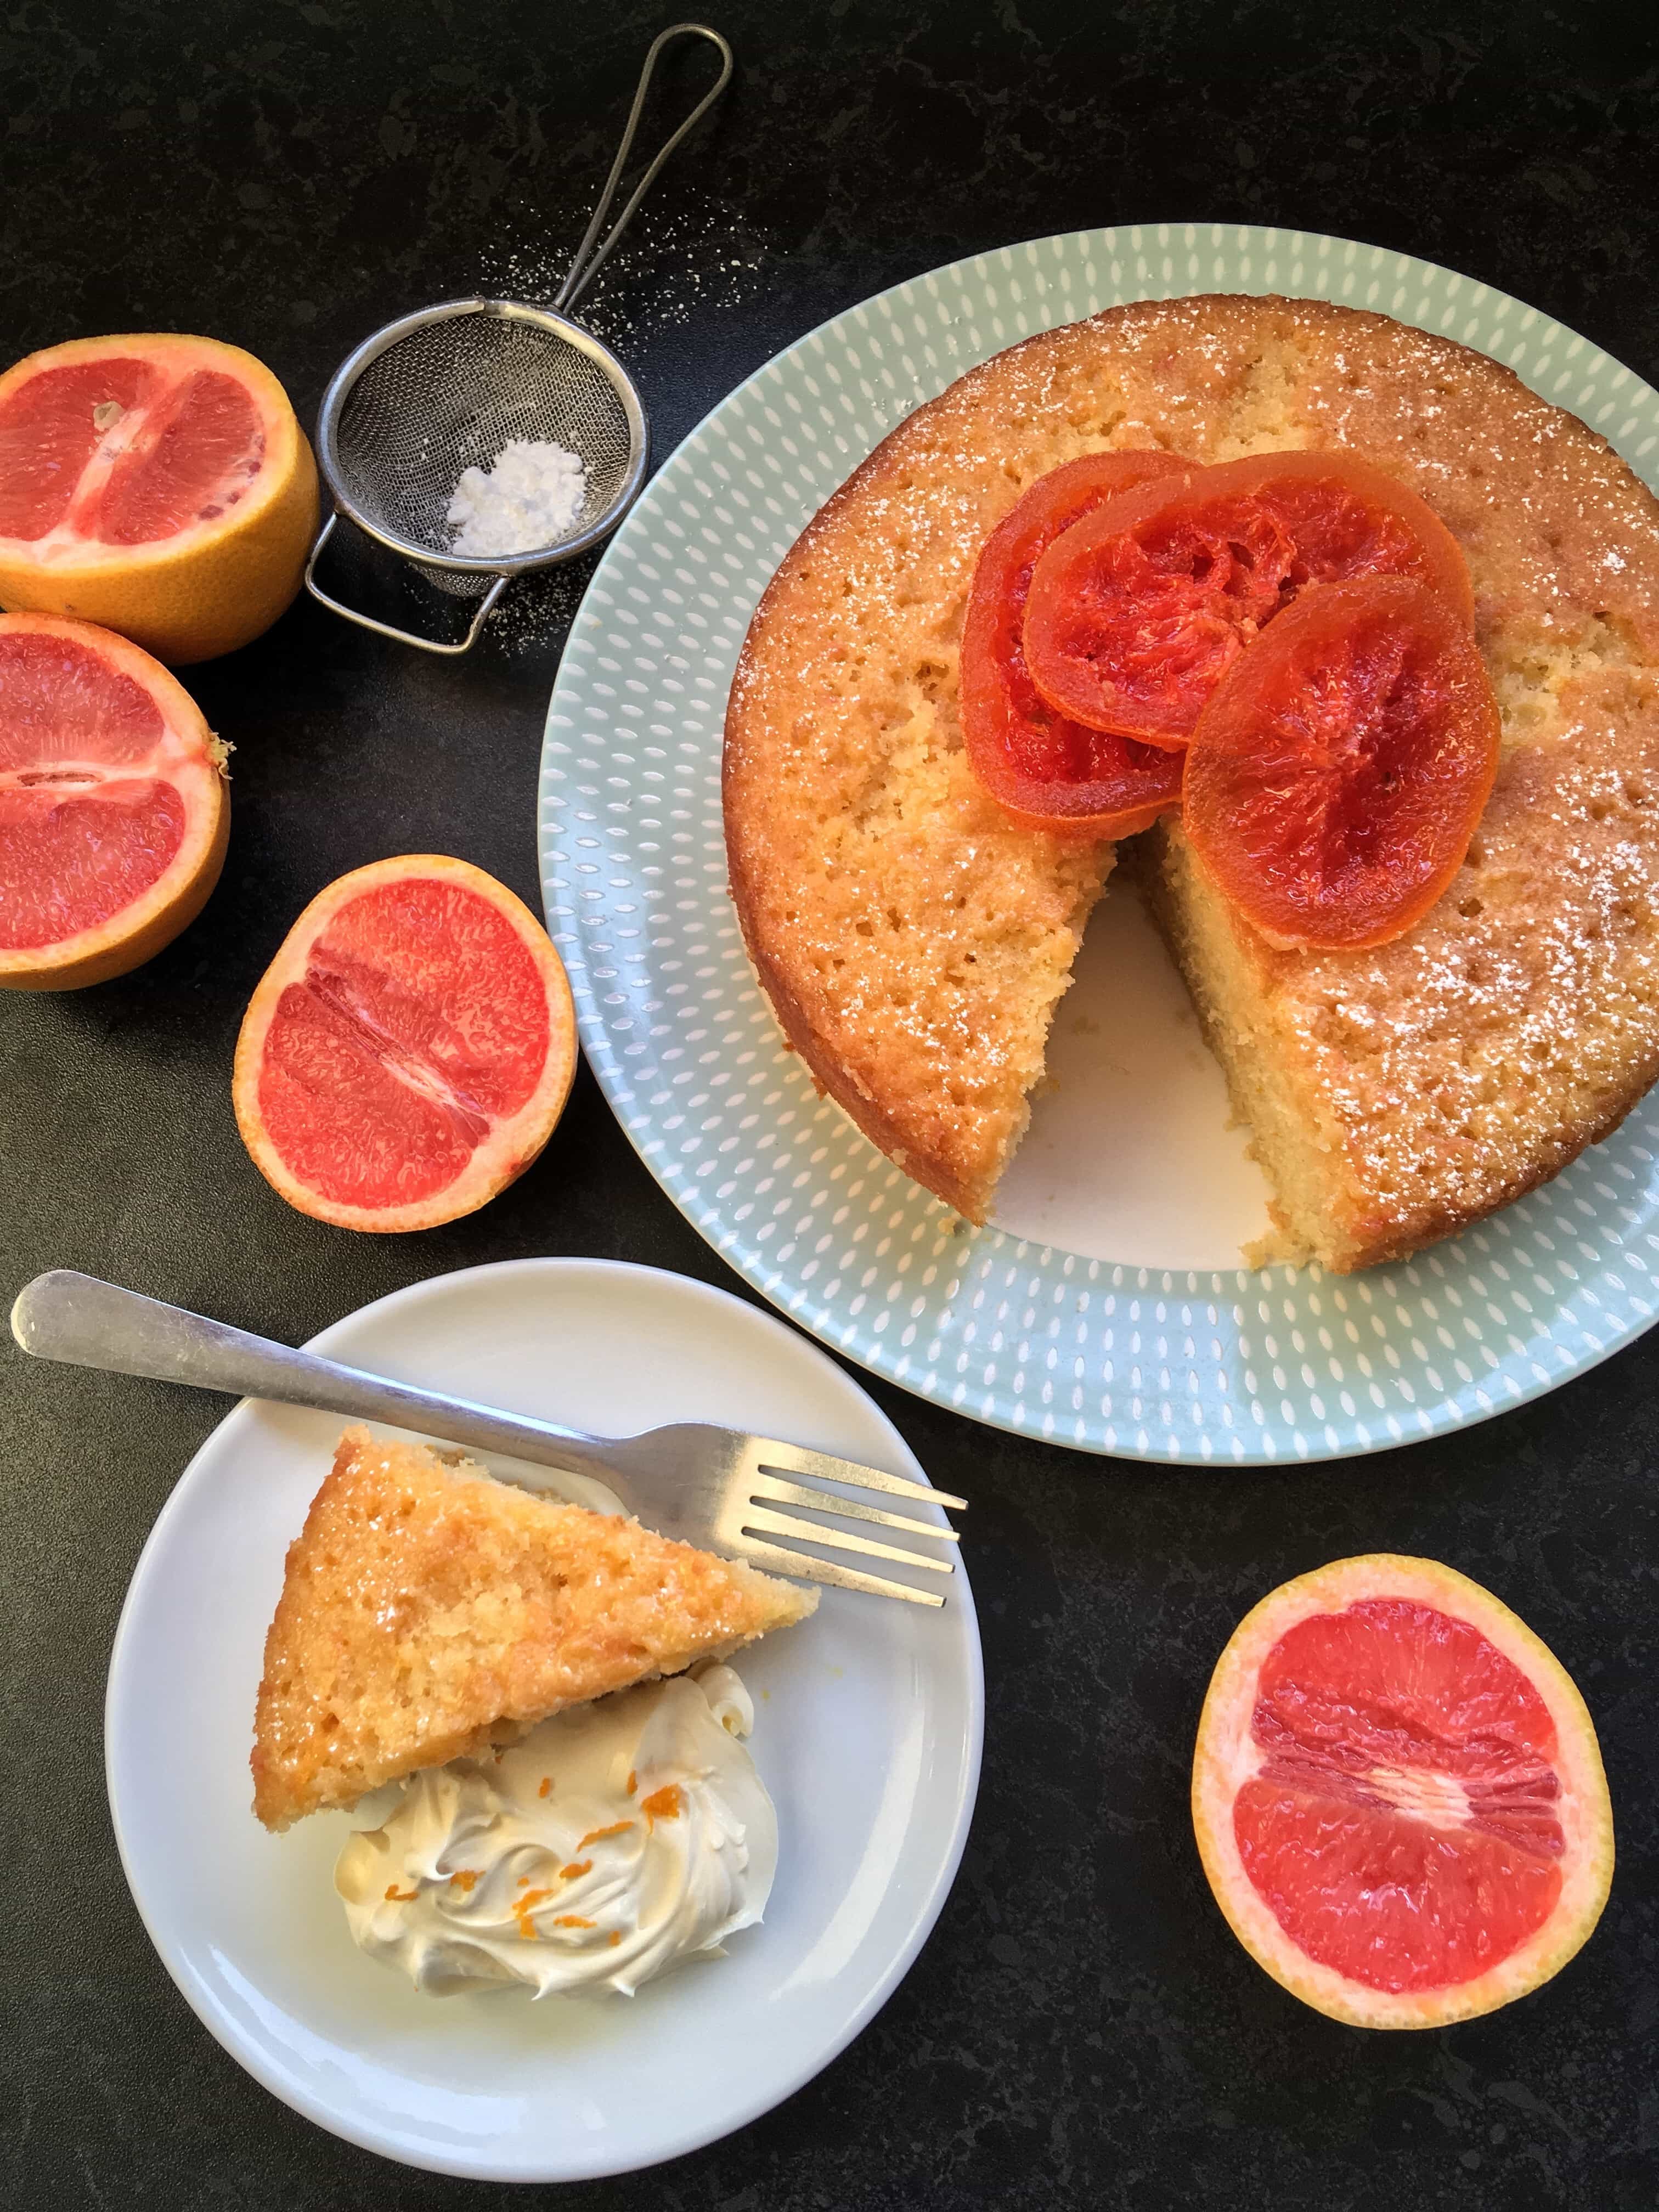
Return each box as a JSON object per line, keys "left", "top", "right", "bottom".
{"left": 723, "top": 295, "right": 1659, "bottom": 1269}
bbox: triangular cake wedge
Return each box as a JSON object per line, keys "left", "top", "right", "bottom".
{"left": 251, "top": 1427, "right": 816, "bottom": 1830}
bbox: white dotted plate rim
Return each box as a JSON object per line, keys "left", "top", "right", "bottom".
{"left": 538, "top": 221, "right": 1659, "bottom": 1464}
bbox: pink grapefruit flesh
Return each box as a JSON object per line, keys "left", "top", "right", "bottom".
{"left": 0, "top": 612, "right": 228, "bottom": 989}
{"left": 0, "top": 357, "right": 264, "bottom": 545}
{"left": 1192, "top": 1555, "right": 1613, "bottom": 2028}
{"left": 233, "top": 855, "right": 577, "bottom": 1232}
{"left": 0, "top": 332, "right": 319, "bottom": 663}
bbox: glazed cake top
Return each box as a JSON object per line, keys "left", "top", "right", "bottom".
{"left": 724, "top": 294, "right": 1659, "bottom": 1232}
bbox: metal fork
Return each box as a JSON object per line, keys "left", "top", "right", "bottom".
{"left": 10, "top": 1271, "right": 964, "bottom": 1608}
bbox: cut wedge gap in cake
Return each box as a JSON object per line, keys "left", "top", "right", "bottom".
{"left": 989, "top": 871, "right": 1276, "bottom": 1270}
{"left": 725, "top": 296, "right": 1659, "bottom": 1275}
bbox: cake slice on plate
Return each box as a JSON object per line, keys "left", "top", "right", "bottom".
{"left": 251, "top": 1426, "right": 815, "bottom": 1831}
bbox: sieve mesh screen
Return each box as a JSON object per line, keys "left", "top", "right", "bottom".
{"left": 330, "top": 310, "right": 637, "bottom": 562}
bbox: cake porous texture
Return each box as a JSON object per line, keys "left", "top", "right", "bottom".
{"left": 724, "top": 294, "right": 1659, "bottom": 1269}
{"left": 251, "top": 1427, "right": 815, "bottom": 1830}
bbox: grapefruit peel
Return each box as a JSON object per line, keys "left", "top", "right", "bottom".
{"left": 1192, "top": 1554, "right": 1614, "bottom": 2030}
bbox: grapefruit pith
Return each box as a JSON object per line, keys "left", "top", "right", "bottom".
{"left": 1192, "top": 1555, "right": 1613, "bottom": 2029}
{"left": 0, "top": 333, "right": 319, "bottom": 664}
{"left": 0, "top": 612, "right": 229, "bottom": 990}
{"left": 233, "top": 856, "right": 578, "bottom": 1233}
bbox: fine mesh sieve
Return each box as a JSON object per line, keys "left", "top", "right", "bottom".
{"left": 305, "top": 23, "right": 731, "bottom": 654}
{"left": 317, "top": 303, "right": 645, "bottom": 605}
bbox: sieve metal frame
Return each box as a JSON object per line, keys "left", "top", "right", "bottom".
{"left": 303, "top": 298, "right": 650, "bottom": 653}
{"left": 313, "top": 297, "right": 650, "bottom": 577}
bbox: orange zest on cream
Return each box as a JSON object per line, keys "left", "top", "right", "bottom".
{"left": 512, "top": 1886, "right": 554, "bottom": 1938}
{"left": 334, "top": 1666, "right": 775, "bottom": 1999}
{"left": 579, "top": 1819, "right": 635, "bottom": 1849}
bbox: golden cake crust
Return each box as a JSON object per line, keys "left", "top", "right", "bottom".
{"left": 251, "top": 1427, "right": 815, "bottom": 1830}
{"left": 725, "top": 294, "right": 1659, "bottom": 1262}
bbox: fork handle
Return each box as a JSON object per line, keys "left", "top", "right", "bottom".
{"left": 10, "top": 1271, "right": 623, "bottom": 1481}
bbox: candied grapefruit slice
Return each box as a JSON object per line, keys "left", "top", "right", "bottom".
{"left": 960, "top": 450, "right": 1188, "bottom": 833}
{"left": 233, "top": 857, "right": 577, "bottom": 1233}
{"left": 0, "top": 612, "right": 229, "bottom": 990}
{"left": 1192, "top": 1555, "right": 1613, "bottom": 2029}
{"left": 1182, "top": 574, "right": 1500, "bottom": 950}
{"left": 1023, "top": 449, "right": 1474, "bottom": 747}
{"left": 0, "top": 333, "right": 318, "bottom": 664}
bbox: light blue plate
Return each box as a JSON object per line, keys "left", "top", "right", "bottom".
{"left": 538, "top": 222, "right": 1659, "bottom": 1464}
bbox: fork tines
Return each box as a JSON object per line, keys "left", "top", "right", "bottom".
{"left": 738, "top": 1536, "right": 949, "bottom": 1608}
{"left": 754, "top": 1439, "right": 968, "bottom": 1513}
{"left": 741, "top": 1438, "right": 964, "bottom": 1607}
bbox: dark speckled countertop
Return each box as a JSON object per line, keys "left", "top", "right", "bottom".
{"left": 3, "top": 3, "right": 1658, "bottom": 2206}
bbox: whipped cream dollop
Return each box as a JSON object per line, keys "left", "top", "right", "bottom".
{"left": 334, "top": 1663, "right": 775, "bottom": 1998}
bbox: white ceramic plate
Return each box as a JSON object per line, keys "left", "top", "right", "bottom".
{"left": 105, "top": 1259, "right": 982, "bottom": 2182}
{"left": 540, "top": 222, "right": 1659, "bottom": 1462}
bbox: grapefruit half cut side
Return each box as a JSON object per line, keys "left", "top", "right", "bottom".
{"left": 1192, "top": 1554, "right": 1613, "bottom": 2029}
{"left": 0, "top": 333, "right": 319, "bottom": 664}
{"left": 233, "top": 856, "right": 578, "bottom": 1233}
{"left": 0, "top": 612, "right": 229, "bottom": 990}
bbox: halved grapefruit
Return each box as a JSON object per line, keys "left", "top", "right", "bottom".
{"left": 0, "top": 333, "right": 318, "bottom": 664}
{"left": 0, "top": 612, "right": 229, "bottom": 990}
{"left": 1192, "top": 1555, "right": 1613, "bottom": 2029}
{"left": 233, "top": 856, "right": 578, "bottom": 1233}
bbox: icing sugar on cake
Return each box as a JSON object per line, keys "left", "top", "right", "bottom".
{"left": 723, "top": 294, "right": 1659, "bottom": 1269}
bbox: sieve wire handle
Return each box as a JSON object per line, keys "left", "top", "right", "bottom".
{"left": 303, "top": 512, "right": 510, "bottom": 656}
{"left": 555, "top": 23, "right": 733, "bottom": 314}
